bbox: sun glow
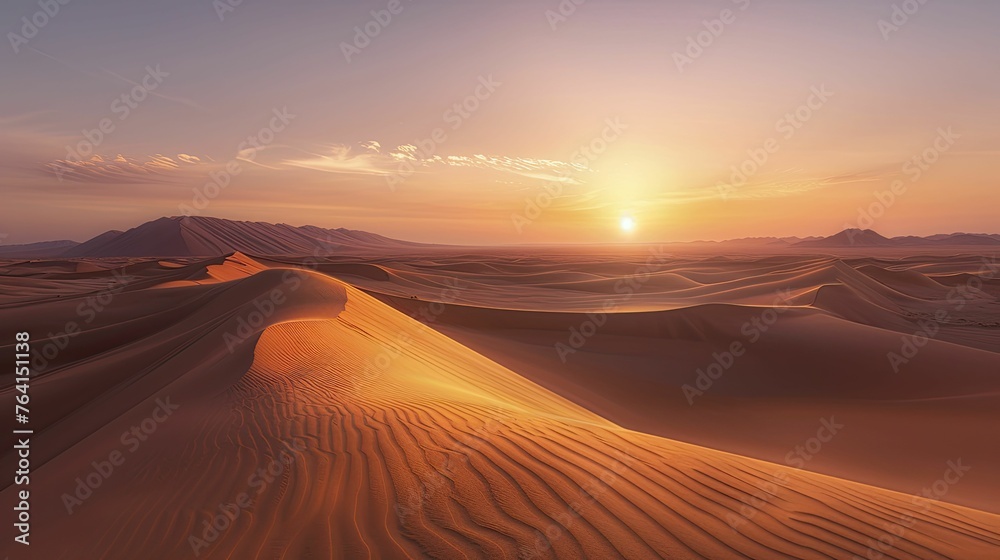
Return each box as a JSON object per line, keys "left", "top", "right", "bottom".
{"left": 620, "top": 216, "right": 636, "bottom": 232}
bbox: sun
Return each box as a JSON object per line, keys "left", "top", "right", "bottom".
{"left": 620, "top": 216, "right": 636, "bottom": 233}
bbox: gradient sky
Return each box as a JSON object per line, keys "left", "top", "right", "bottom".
{"left": 2, "top": 0, "right": 998, "bottom": 245}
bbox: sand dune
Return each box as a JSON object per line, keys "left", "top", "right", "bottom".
{"left": 1, "top": 249, "right": 998, "bottom": 559}
{"left": 341, "top": 252, "right": 1000, "bottom": 513}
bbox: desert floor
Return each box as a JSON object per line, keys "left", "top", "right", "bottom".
{"left": 1, "top": 248, "right": 998, "bottom": 559}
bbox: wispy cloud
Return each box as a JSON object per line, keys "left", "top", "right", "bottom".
{"left": 284, "top": 143, "right": 395, "bottom": 176}
{"left": 43, "top": 154, "right": 209, "bottom": 184}
{"left": 280, "top": 141, "right": 589, "bottom": 183}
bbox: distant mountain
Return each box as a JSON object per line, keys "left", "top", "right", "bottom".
{"left": 0, "top": 240, "right": 80, "bottom": 258}
{"left": 7, "top": 220, "right": 1000, "bottom": 258}
{"left": 60, "top": 216, "right": 427, "bottom": 258}
{"left": 923, "top": 233, "right": 1000, "bottom": 246}
{"left": 691, "top": 235, "right": 822, "bottom": 247}
{"left": 792, "top": 229, "right": 1000, "bottom": 248}
{"left": 712, "top": 236, "right": 787, "bottom": 246}
{"left": 890, "top": 235, "right": 933, "bottom": 246}
{"left": 74, "top": 230, "right": 125, "bottom": 251}
{"left": 783, "top": 236, "right": 822, "bottom": 244}
{"left": 793, "top": 229, "right": 894, "bottom": 248}
{"left": 926, "top": 232, "right": 1000, "bottom": 242}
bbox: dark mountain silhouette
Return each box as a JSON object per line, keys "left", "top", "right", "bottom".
{"left": 60, "top": 216, "right": 427, "bottom": 257}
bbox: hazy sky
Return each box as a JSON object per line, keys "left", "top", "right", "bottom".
{"left": 2, "top": 0, "right": 998, "bottom": 245}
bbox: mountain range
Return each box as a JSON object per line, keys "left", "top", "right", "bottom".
{"left": 1, "top": 218, "right": 998, "bottom": 258}
{"left": 0, "top": 216, "right": 421, "bottom": 258}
